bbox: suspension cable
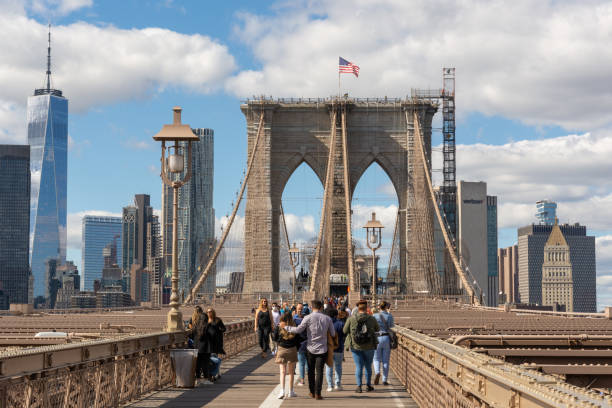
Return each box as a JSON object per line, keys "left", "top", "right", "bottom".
{"left": 185, "top": 109, "right": 265, "bottom": 303}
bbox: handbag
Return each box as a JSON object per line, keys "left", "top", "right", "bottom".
{"left": 380, "top": 313, "right": 398, "bottom": 350}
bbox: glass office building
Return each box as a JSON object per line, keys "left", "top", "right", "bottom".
{"left": 28, "top": 85, "right": 68, "bottom": 297}
{"left": 0, "top": 145, "right": 31, "bottom": 306}
{"left": 162, "top": 128, "right": 215, "bottom": 296}
{"left": 536, "top": 200, "right": 557, "bottom": 226}
{"left": 81, "top": 216, "right": 122, "bottom": 291}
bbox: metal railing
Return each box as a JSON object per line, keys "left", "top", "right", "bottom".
{"left": 0, "top": 319, "right": 256, "bottom": 408}
{"left": 390, "top": 326, "right": 612, "bottom": 407}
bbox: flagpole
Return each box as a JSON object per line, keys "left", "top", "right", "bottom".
{"left": 338, "top": 71, "right": 341, "bottom": 99}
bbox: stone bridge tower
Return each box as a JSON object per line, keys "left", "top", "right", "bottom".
{"left": 241, "top": 98, "right": 437, "bottom": 296}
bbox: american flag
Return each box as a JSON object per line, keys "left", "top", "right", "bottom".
{"left": 339, "top": 57, "right": 359, "bottom": 77}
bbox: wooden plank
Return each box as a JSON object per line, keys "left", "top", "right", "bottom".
{"left": 129, "top": 346, "right": 417, "bottom": 407}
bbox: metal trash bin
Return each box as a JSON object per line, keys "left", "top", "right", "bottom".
{"left": 171, "top": 349, "right": 198, "bottom": 388}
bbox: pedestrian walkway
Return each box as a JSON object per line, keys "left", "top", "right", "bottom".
{"left": 128, "top": 346, "right": 417, "bottom": 407}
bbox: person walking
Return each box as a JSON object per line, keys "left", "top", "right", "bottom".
{"left": 272, "top": 312, "right": 303, "bottom": 399}
{"left": 293, "top": 303, "right": 308, "bottom": 386}
{"left": 282, "top": 300, "right": 335, "bottom": 400}
{"left": 325, "top": 308, "right": 346, "bottom": 391}
{"left": 189, "top": 306, "right": 205, "bottom": 378}
{"left": 254, "top": 298, "right": 274, "bottom": 358}
{"left": 344, "top": 299, "right": 379, "bottom": 393}
{"left": 373, "top": 301, "right": 394, "bottom": 385}
{"left": 271, "top": 303, "right": 281, "bottom": 355}
{"left": 197, "top": 307, "right": 226, "bottom": 382}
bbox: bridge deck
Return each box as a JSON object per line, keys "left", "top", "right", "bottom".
{"left": 129, "top": 346, "right": 416, "bottom": 408}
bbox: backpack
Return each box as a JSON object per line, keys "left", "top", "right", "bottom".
{"left": 352, "top": 316, "right": 371, "bottom": 345}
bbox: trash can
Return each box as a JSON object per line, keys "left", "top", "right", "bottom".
{"left": 171, "top": 349, "right": 198, "bottom": 388}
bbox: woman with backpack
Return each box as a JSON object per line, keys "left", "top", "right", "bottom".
{"left": 271, "top": 312, "right": 303, "bottom": 399}
{"left": 343, "top": 299, "right": 380, "bottom": 393}
{"left": 373, "top": 301, "right": 395, "bottom": 386}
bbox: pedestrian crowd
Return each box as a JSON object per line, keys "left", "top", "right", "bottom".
{"left": 186, "top": 294, "right": 395, "bottom": 400}
{"left": 262, "top": 295, "right": 395, "bottom": 400}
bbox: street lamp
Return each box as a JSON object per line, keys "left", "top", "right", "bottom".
{"left": 289, "top": 242, "right": 300, "bottom": 306}
{"left": 363, "top": 212, "right": 383, "bottom": 309}
{"left": 153, "top": 106, "right": 199, "bottom": 332}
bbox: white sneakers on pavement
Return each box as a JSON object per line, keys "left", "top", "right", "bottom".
{"left": 287, "top": 390, "right": 297, "bottom": 398}
{"left": 326, "top": 386, "right": 333, "bottom": 392}
{"left": 334, "top": 385, "right": 343, "bottom": 391}
{"left": 277, "top": 389, "right": 284, "bottom": 399}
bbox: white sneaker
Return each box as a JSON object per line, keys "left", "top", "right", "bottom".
{"left": 334, "top": 385, "right": 343, "bottom": 391}
{"left": 326, "top": 386, "right": 333, "bottom": 392}
{"left": 287, "top": 390, "right": 297, "bottom": 398}
{"left": 298, "top": 379, "right": 305, "bottom": 386}
{"left": 277, "top": 389, "right": 284, "bottom": 399}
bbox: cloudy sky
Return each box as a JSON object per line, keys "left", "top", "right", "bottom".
{"left": 2, "top": 0, "right": 611, "bottom": 307}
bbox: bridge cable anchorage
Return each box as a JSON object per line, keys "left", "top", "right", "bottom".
{"left": 185, "top": 110, "right": 265, "bottom": 303}
{"left": 411, "top": 110, "right": 481, "bottom": 305}
{"left": 308, "top": 104, "right": 338, "bottom": 297}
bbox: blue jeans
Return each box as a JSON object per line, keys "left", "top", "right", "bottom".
{"left": 351, "top": 349, "right": 375, "bottom": 386}
{"left": 297, "top": 351, "right": 308, "bottom": 379}
{"left": 374, "top": 335, "right": 391, "bottom": 381}
{"left": 325, "top": 352, "right": 343, "bottom": 387}
{"left": 209, "top": 354, "right": 221, "bottom": 377}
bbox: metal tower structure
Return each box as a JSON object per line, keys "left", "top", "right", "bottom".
{"left": 441, "top": 68, "right": 456, "bottom": 238}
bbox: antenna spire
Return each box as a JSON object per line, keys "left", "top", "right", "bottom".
{"left": 46, "top": 23, "right": 51, "bottom": 91}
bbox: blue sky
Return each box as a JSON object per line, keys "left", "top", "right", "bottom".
{"left": 1, "top": 0, "right": 612, "bottom": 306}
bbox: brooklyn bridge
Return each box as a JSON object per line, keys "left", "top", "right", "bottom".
{"left": 1, "top": 90, "right": 611, "bottom": 407}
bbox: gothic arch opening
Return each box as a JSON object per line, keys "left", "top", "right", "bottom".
{"left": 351, "top": 161, "right": 400, "bottom": 297}
{"left": 279, "top": 161, "right": 324, "bottom": 293}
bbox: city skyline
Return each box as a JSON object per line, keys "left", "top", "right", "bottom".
{"left": 0, "top": 1, "right": 609, "bottom": 306}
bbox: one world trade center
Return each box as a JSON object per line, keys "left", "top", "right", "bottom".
{"left": 28, "top": 26, "right": 68, "bottom": 297}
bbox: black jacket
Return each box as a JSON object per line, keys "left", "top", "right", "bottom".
{"left": 197, "top": 318, "right": 226, "bottom": 354}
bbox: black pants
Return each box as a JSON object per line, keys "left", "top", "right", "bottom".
{"left": 258, "top": 327, "right": 271, "bottom": 353}
{"left": 306, "top": 351, "right": 326, "bottom": 396}
{"left": 196, "top": 352, "right": 210, "bottom": 379}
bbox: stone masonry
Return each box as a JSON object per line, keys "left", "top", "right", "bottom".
{"left": 241, "top": 98, "right": 437, "bottom": 295}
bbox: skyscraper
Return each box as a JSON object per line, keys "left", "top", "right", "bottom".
{"left": 486, "top": 196, "right": 499, "bottom": 306}
{"left": 28, "top": 27, "right": 68, "bottom": 297}
{"left": 122, "top": 206, "right": 138, "bottom": 273}
{"left": 457, "top": 181, "right": 498, "bottom": 306}
{"left": 81, "top": 216, "right": 122, "bottom": 291}
{"left": 0, "top": 145, "right": 31, "bottom": 306}
{"left": 535, "top": 200, "right": 557, "bottom": 226}
{"left": 498, "top": 245, "right": 519, "bottom": 304}
{"left": 122, "top": 195, "right": 155, "bottom": 303}
{"left": 162, "top": 128, "right": 215, "bottom": 297}
{"left": 541, "top": 222, "right": 573, "bottom": 311}
{"left": 518, "top": 222, "right": 596, "bottom": 312}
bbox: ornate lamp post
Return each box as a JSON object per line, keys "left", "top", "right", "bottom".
{"left": 363, "top": 212, "right": 383, "bottom": 309}
{"left": 289, "top": 242, "right": 300, "bottom": 306}
{"left": 153, "top": 106, "right": 199, "bottom": 332}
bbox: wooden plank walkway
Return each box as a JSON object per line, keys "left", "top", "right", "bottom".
{"left": 128, "top": 346, "right": 417, "bottom": 407}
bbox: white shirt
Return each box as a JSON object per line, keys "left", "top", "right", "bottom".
{"left": 271, "top": 310, "right": 281, "bottom": 326}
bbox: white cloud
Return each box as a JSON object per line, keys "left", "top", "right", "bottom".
{"left": 0, "top": 6, "right": 236, "bottom": 143}
{"left": 227, "top": 0, "right": 612, "bottom": 130}
{"left": 28, "top": 0, "right": 93, "bottom": 16}
{"left": 455, "top": 130, "right": 612, "bottom": 230}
